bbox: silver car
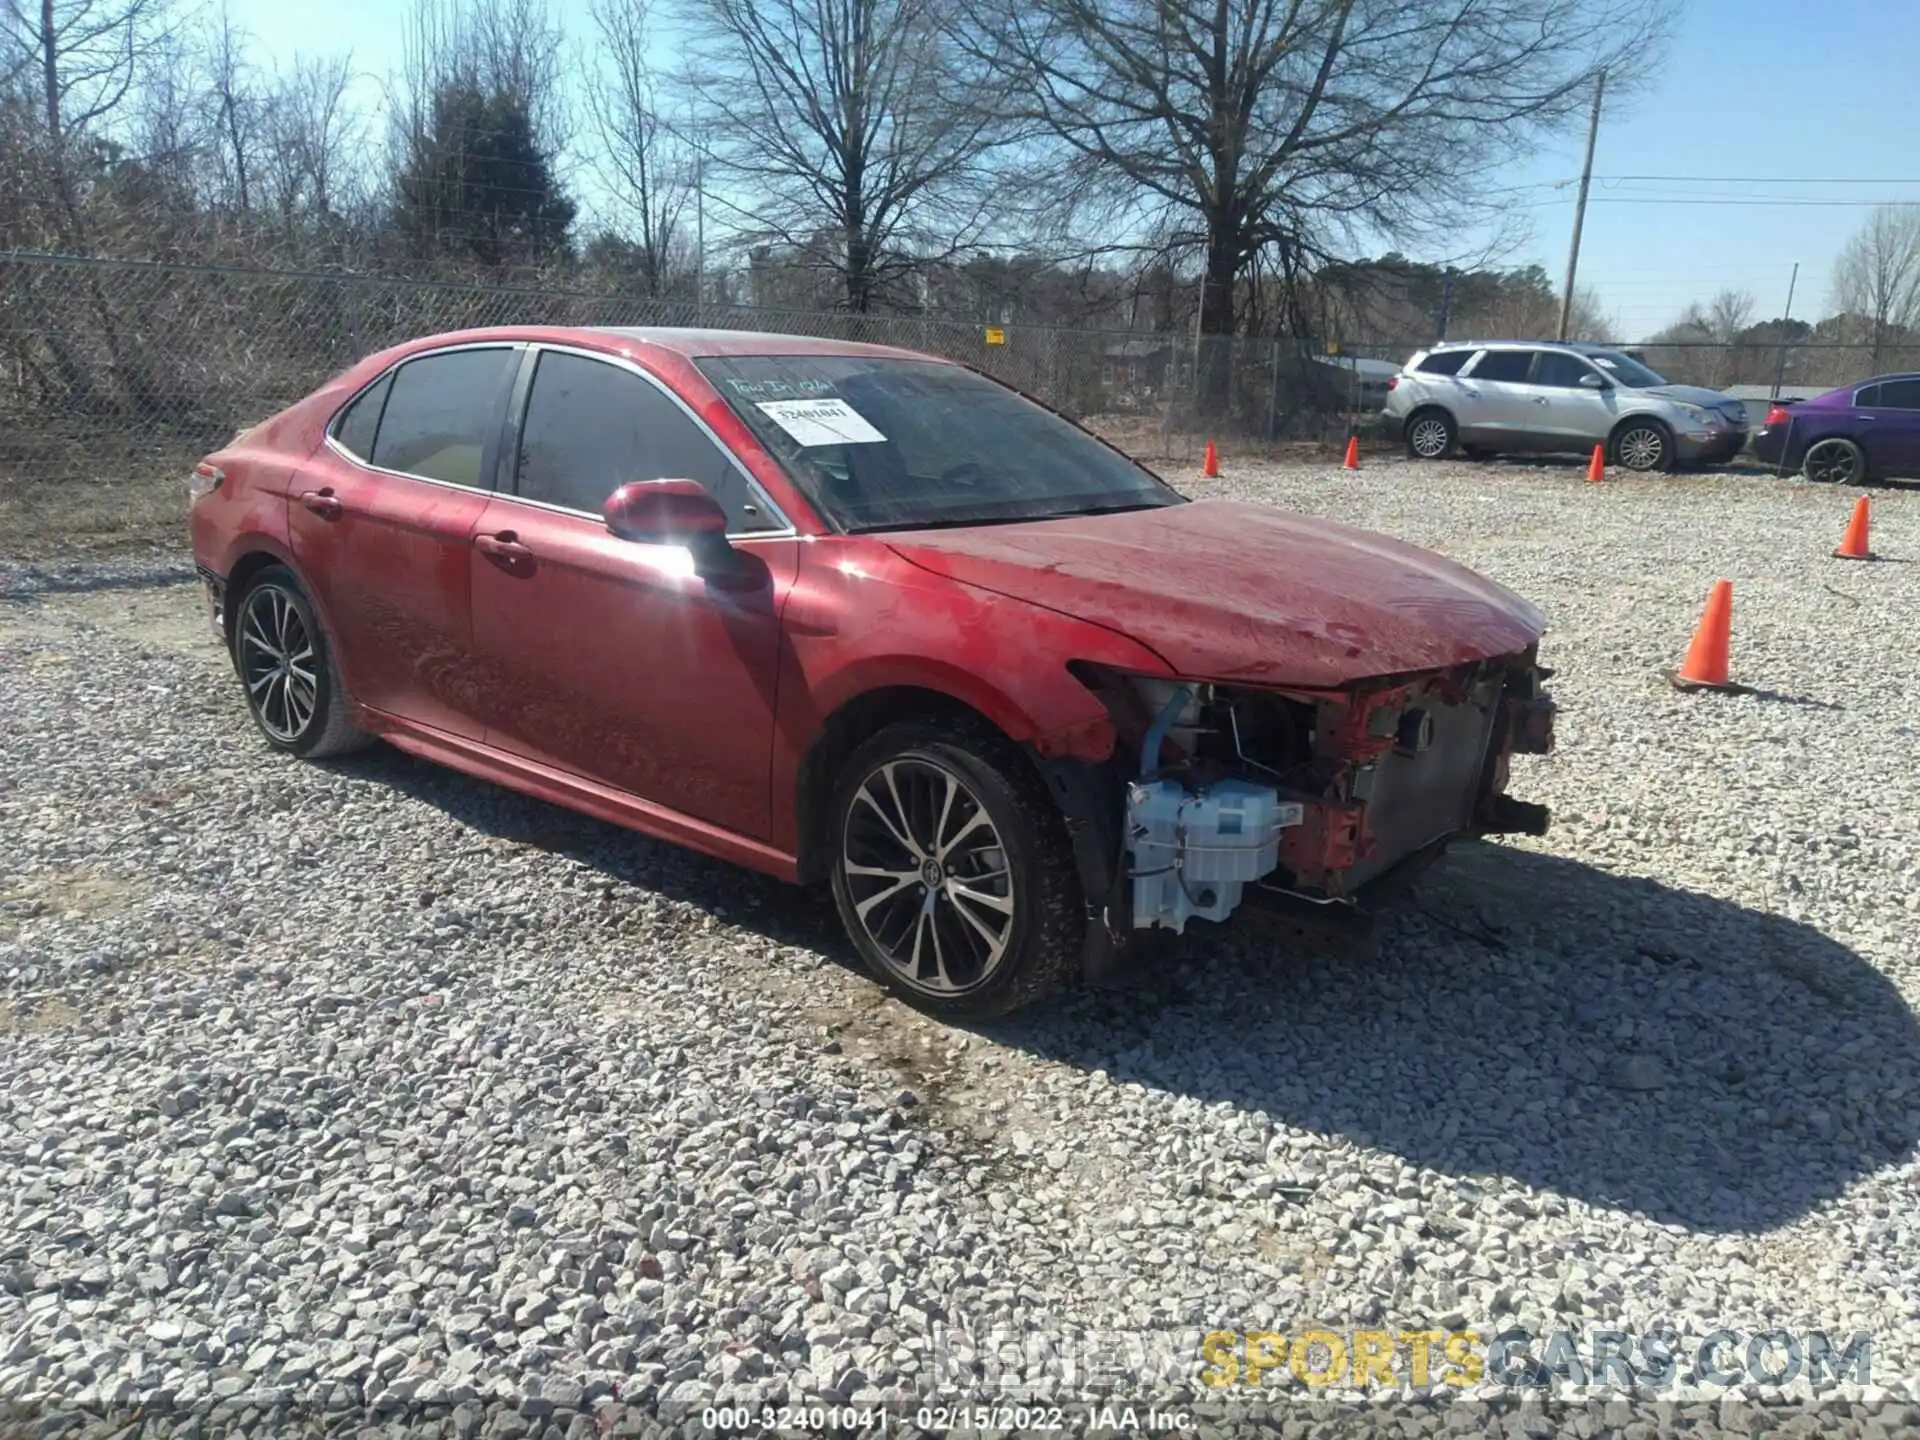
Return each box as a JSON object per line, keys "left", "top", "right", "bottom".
{"left": 1382, "top": 340, "right": 1749, "bottom": 471}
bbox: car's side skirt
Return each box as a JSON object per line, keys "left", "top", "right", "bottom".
{"left": 363, "top": 709, "right": 803, "bottom": 884}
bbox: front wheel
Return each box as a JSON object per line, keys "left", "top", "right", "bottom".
{"left": 828, "top": 718, "right": 1084, "bottom": 1019}
{"left": 1612, "top": 420, "right": 1673, "bottom": 473}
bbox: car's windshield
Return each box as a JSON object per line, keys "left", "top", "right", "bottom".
{"left": 695, "top": 355, "right": 1184, "bottom": 532}
{"left": 1587, "top": 350, "right": 1669, "bottom": 388}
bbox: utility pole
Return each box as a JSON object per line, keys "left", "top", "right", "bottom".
{"left": 1437, "top": 267, "right": 1454, "bottom": 342}
{"left": 1770, "top": 262, "right": 1799, "bottom": 401}
{"left": 1557, "top": 69, "right": 1607, "bottom": 343}
{"left": 695, "top": 155, "right": 706, "bottom": 311}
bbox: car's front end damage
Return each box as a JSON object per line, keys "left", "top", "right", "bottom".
{"left": 1037, "top": 650, "right": 1556, "bottom": 976}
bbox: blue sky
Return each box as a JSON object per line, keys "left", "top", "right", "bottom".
{"left": 226, "top": 0, "right": 1919, "bottom": 340}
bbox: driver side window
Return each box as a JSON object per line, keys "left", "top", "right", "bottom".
{"left": 514, "top": 350, "right": 784, "bottom": 531}
{"left": 1533, "top": 352, "right": 1601, "bottom": 389}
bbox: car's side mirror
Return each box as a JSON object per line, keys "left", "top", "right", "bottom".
{"left": 604, "top": 479, "right": 735, "bottom": 573}
{"left": 1578, "top": 373, "right": 1608, "bottom": 390}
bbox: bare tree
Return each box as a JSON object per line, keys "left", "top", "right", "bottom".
{"left": 956, "top": 0, "right": 1673, "bottom": 404}
{"left": 2, "top": 0, "right": 173, "bottom": 153}
{"left": 201, "top": 4, "right": 260, "bottom": 213}
{"left": 261, "top": 52, "right": 361, "bottom": 226}
{"left": 674, "top": 0, "right": 1012, "bottom": 311}
{"left": 1705, "top": 287, "right": 1754, "bottom": 343}
{"left": 585, "top": 0, "right": 692, "bottom": 296}
{"left": 1831, "top": 204, "right": 1920, "bottom": 371}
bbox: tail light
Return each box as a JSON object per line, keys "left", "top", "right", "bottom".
{"left": 1763, "top": 404, "right": 1791, "bottom": 428}
{"left": 1386, "top": 375, "right": 1399, "bottom": 391}
{"left": 187, "top": 460, "right": 224, "bottom": 503}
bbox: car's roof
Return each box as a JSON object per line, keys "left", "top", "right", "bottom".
{"left": 1425, "top": 338, "right": 1626, "bottom": 355}
{"left": 395, "top": 324, "right": 941, "bottom": 364}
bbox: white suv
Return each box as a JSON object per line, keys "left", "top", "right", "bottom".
{"left": 1383, "top": 341, "right": 1749, "bottom": 471}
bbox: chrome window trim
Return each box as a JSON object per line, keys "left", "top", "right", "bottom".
{"left": 321, "top": 338, "right": 797, "bottom": 542}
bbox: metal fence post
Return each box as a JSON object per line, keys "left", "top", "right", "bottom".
{"left": 1266, "top": 338, "right": 1281, "bottom": 443}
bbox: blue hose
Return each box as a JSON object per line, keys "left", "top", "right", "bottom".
{"left": 1141, "top": 684, "right": 1193, "bottom": 777}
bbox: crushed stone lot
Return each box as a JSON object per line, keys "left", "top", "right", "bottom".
{"left": 2, "top": 457, "right": 1919, "bottom": 1436}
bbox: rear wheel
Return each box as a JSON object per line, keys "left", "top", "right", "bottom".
{"left": 1612, "top": 420, "right": 1673, "bottom": 473}
{"left": 1405, "top": 409, "right": 1456, "bottom": 460}
{"left": 1802, "top": 437, "right": 1865, "bottom": 485}
{"left": 828, "top": 717, "right": 1083, "bottom": 1019}
{"left": 231, "top": 566, "right": 372, "bottom": 758}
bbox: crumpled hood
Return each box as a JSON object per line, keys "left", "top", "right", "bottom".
{"left": 883, "top": 499, "right": 1546, "bottom": 688}
{"left": 1644, "top": 383, "right": 1744, "bottom": 412}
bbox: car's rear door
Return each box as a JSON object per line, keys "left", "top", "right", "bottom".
{"left": 464, "top": 345, "right": 798, "bottom": 839}
{"left": 290, "top": 343, "right": 522, "bottom": 738}
{"left": 1457, "top": 348, "right": 1540, "bottom": 446}
{"left": 1857, "top": 376, "right": 1920, "bottom": 474}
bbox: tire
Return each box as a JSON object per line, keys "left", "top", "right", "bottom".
{"left": 1405, "top": 409, "right": 1456, "bottom": 460}
{"left": 230, "top": 565, "right": 373, "bottom": 759}
{"left": 1612, "top": 419, "right": 1674, "bottom": 473}
{"left": 1802, "top": 436, "right": 1865, "bottom": 485}
{"left": 827, "top": 716, "right": 1084, "bottom": 1019}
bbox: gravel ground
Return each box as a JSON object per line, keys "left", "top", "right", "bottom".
{"left": 3, "top": 457, "right": 1919, "bottom": 1437}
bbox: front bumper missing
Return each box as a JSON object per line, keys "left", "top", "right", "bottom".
{"left": 1048, "top": 653, "right": 1556, "bottom": 977}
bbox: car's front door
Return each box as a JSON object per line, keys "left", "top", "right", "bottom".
{"left": 290, "top": 344, "right": 522, "bottom": 738}
{"left": 1457, "top": 348, "right": 1541, "bottom": 446}
{"left": 1530, "top": 350, "right": 1618, "bottom": 446}
{"left": 466, "top": 347, "right": 798, "bottom": 839}
{"left": 1856, "top": 376, "right": 1920, "bottom": 474}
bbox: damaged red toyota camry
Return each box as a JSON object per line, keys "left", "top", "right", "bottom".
{"left": 189, "top": 328, "right": 1556, "bottom": 1018}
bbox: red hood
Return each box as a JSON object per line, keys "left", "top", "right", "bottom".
{"left": 882, "top": 498, "right": 1546, "bottom": 688}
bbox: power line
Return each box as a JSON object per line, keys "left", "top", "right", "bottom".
{"left": 1593, "top": 175, "right": 1920, "bottom": 185}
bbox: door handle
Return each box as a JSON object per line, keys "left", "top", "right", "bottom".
{"left": 299, "top": 488, "right": 342, "bottom": 520}
{"left": 1532, "top": 396, "right": 1550, "bottom": 404}
{"left": 474, "top": 531, "right": 533, "bottom": 563}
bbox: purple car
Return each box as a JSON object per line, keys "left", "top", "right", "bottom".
{"left": 1751, "top": 373, "right": 1920, "bottom": 483}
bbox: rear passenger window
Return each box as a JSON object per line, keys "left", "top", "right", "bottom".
{"left": 514, "top": 350, "right": 783, "bottom": 532}
{"left": 370, "top": 348, "right": 518, "bottom": 486}
{"left": 1469, "top": 350, "right": 1535, "bottom": 383}
{"left": 1855, "top": 384, "right": 1883, "bottom": 408}
{"left": 332, "top": 372, "right": 392, "bottom": 461}
{"left": 1415, "top": 351, "right": 1471, "bottom": 376}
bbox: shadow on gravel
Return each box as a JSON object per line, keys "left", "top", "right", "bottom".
{"left": 336, "top": 745, "right": 1917, "bottom": 1236}
{"left": 992, "top": 841, "right": 1920, "bottom": 1235}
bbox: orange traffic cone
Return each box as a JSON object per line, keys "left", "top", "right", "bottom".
{"left": 1833, "top": 495, "right": 1876, "bottom": 560}
{"left": 1203, "top": 439, "right": 1219, "bottom": 478}
{"left": 1666, "top": 579, "right": 1745, "bottom": 693}
{"left": 1586, "top": 444, "right": 1606, "bottom": 484}
{"left": 1343, "top": 435, "right": 1361, "bottom": 471}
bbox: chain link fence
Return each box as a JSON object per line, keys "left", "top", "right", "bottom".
{"left": 1, "top": 249, "right": 1405, "bottom": 553}
{"left": 12, "top": 247, "right": 1911, "bottom": 556}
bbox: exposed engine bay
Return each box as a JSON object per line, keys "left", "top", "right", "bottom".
{"left": 1064, "top": 654, "right": 1557, "bottom": 940}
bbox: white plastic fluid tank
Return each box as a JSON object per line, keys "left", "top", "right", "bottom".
{"left": 1127, "top": 778, "right": 1301, "bottom": 933}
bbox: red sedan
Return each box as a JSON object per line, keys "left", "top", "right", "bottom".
{"left": 189, "top": 327, "right": 1556, "bottom": 1018}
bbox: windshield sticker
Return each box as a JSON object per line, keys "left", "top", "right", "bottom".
{"left": 725, "top": 377, "right": 838, "bottom": 399}
{"left": 756, "top": 398, "right": 887, "bottom": 447}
